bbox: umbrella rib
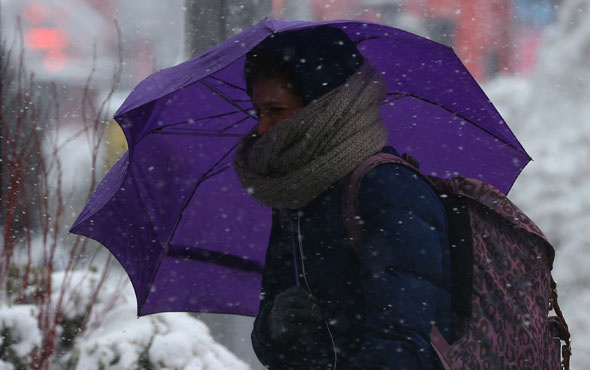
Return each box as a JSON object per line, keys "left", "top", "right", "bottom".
{"left": 386, "top": 92, "right": 525, "bottom": 154}
{"left": 151, "top": 128, "right": 243, "bottom": 137}
{"left": 382, "top": 94, "right": 408, "bottom": 105}
{"left": 167, "top": 247, "right": 263, "bottom": 273}
{"left": 209, "top": 75, "right": 248, "bottom": 92}
{"left": 203, "top": 162, "right": 232, "bottom": 180}
{"left": 217, "top": 115, "right": 253, "bottom": 134}
{"left": 200, "top": 79, "right": 253, "bottom": 116}
{"left": 199, "top": 80, "right": 257, "bottom": 133}
{"left": 354, "top": 36, "right": 379, "bottom": 45}
{"left": 183, "top": 144, "right": 238, "bottom": 215}
{"left": 158, "top": 110, "right": 250, "bottom": 129}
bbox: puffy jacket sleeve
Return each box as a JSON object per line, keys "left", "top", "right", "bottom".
{"left": 251, "top": 209, "right": 290, "bottom": 368}
{"left": 351, "top": 163, "right": 450, "bottom": 370}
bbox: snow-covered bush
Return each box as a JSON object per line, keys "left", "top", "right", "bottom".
{"left": 1, "top": 271, "right": 250, "bottom": 370}
{"left": 0, "top": 305, "right": 40, "bottom": 369}
{"left": 72, "top": 280, "right": 249, "bottom": 370}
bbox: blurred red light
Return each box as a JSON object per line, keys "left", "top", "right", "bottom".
{"left": 25, "top": 27, "right": 69, "bottom": 72}
{"left": 25, "top": 28, "right": 69, "bottom": 51}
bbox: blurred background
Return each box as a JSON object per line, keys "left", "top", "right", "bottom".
{"left": 1, "top": 0, "right": 587, "bottom": 369}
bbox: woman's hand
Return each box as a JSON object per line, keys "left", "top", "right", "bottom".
{"left": 268, "top": 286, "right": 324, "bottom": 347}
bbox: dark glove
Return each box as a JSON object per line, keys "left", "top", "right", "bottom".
{"left": 268, "top": 286, "right": 324, "bottom": 348}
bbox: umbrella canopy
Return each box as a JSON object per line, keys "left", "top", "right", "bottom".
{"left": 71, "top": 18, "right": 531, "bottom": 317}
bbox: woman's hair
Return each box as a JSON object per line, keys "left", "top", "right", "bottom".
{"left": 244, "top": 26, "right": 364, "bottom": 105}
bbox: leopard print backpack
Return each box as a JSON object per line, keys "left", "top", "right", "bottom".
{"left": 342, "top": 152, "right": 571, "bottom": 370}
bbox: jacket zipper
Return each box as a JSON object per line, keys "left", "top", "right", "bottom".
{"left": 289, "top": 209, "right": 338, "bottom": 370}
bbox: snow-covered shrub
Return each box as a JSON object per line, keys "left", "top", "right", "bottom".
{"left": 59, "top": 272, "right": 249, "bottom": 370}
{"left": 0, "top": 271, "right": 250, "bottom": 370}
{"left": 0, "top": 305, "right": 40, "bottom": 369}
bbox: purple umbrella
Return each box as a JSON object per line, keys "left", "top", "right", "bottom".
{"left": 70, "top": 18, "right": 530, "bottom": 317}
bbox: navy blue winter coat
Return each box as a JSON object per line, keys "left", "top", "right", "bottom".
{"left": 252, "top": 146, "right": 452, "bottom": 369}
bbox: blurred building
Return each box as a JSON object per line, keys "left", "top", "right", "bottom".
{"left": 512, "top": 0, "right": 558, "bottom": 75}
{"left": 407, "top": 0, "right": 514, "bottom": 81}
{"left": 2, "top": 0, "right": 183, "bottom": 93}
{"left": 3, "top": 1, "right": 115, "bottom": 82}
{"left": 272, "top": 0, "right": 558, "bottom": 82}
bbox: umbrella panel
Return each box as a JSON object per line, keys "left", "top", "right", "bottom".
{"left": 129, "top": 131, "right": 270, "bottom": 256}
{"left": 352, "top": 30, "right": 520, "bottom": 150}
{"left": 142, "top": 257, "right": 262, "bottom": 316}
{"left": 72, "top": 153, "right": 164, "bottom": 307}
{"left": 168, "top": 170, "right": 271, "bottom": 267}
{"left": 382, "top": 97, "right": 527, "bottom": 192}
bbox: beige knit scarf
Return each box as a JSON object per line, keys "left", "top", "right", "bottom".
{"left": 233, "top": 61, "right": 388, "bottom": 209}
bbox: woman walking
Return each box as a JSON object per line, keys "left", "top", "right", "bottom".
{"left": 233, "top": 26, "right": 452, "bottom": 370}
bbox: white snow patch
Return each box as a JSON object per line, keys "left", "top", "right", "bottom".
{"left": 69, "top": 274, "right": 250, "bottom": 370}
{"left": 0, "top": 305, "right": 41, "bottom": 358}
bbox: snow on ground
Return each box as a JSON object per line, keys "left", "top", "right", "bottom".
{"left": 484, "top": 0, "right": 589, "bottom": 367}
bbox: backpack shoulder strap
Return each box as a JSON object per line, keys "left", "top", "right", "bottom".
{"left": 342, "top": 152, "right": 433, "bottom": 253}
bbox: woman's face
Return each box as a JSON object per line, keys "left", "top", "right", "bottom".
{"left": 251, "top": 77, "right": 304, "bottom": 135}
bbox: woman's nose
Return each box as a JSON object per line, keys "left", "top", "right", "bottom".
{"left": 256, "top": 115, "right": 274, "bottom": 135}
